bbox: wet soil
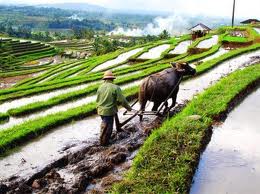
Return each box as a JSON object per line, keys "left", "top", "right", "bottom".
{"left": 0, "top": 74, "right": 37, "bottom": 89}
{"left": 222, "top": 41, "right": 253, "bottom": 50}
{"left": 0, "top": 105, "right": 185, "bottom": 194}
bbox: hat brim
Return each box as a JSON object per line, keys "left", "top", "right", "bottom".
{"left": 103, "top": 76, "right": 116, "bottom": 80}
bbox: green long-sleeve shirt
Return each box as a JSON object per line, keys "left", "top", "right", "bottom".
{"left": 96, "top": 80, "right": 132, "bottom": 116}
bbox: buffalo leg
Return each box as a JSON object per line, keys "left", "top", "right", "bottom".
{"left": 139, "top": 100, "right": 147, "bottom": 121}
{"left": 163, "top": 101, "right": 169, "bottom": 114}
{"left": 152, "top": 102, "right": 160, "bottom": 112}
{"left": 169, "top": 93, "right": 178, "bottom": 111}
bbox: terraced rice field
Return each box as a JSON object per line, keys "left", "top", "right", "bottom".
{"left": 0, "top": 26, "right": 260, "bottom": 193}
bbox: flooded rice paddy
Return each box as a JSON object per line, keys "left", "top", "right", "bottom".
{"left": 190, "top": 88, "right": 260, "bottom": 194}
{"left": 91, "top": 48, "right": 143, "bottom": 72}
{"left": 169, "top": 40, "right": 192, "bottom": 55}
{"left": 138, "top": 44, "right": 170, "bottom": 59}
{"left": 200, "top": 48, "right": 229, "bottom": 62}
{"left": 197, "top": 35, "right": 219, "bottom": 49}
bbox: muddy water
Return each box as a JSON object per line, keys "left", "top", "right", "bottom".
{"left": 0, "top": 115, "right": 100, "bottom": 180}
{"left": 197, "top": 35, "right": 219, "bottom": 49}
{"left": 91, "top": 48, "right": 143, "bottom": 72}
{"left": 254, "top": 28, "right": 260, "bottom": 34}
{"left": 169, "top": 40, "right": 192, "bottom": 55}
{"left": 190, "top": 89, "right": 260, "bottom": 194}
{"left": 138, "top": 44, "right": 170, "bottom": 59}
{"left": 0, "top": 50, "right": 259, "bottom": 182}
{"left": 0, "top": 101, "right": 147, "bottom": 182}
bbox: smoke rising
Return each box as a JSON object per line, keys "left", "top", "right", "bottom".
{"left": 109, "top": 14, "right": 190, "bottom": 37}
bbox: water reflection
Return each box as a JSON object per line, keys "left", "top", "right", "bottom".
{"left": 190, "top": 89, "right": 260, "bottom": 194}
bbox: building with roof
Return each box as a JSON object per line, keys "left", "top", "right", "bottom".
{"left": 189, "top": 23, "right": 211, "bottom": 40}
{"left": 241, "top": 19, "right": 260, "bottom": 24}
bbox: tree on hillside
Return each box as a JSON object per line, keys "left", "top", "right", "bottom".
{"left": 159, "top": 29, "right": 170, "bottom": 39}
{"left": 73, "top": 28, "right": 95, "bottom": 40}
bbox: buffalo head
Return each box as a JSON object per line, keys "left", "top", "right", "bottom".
{"left": 171, "top": 62, "right": 196, "bottom": 76}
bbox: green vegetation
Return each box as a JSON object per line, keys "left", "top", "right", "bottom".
{"left": 222, "top": 36, "right": 248, "bottom": 43}
{"left": 0, "top": 113, "right": 9, "bottom": 124}
{"left": 219, "top": 26, "right": 258, "bottom": 44}
{"left": 111, "top": 64, "right": 260, "bottom": 194}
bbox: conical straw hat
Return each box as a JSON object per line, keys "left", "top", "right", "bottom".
{"left": 103, "top": 70, "right": 116, "bottom": 80}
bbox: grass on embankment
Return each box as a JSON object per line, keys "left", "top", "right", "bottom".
{"left": 196, "top": 43, "right": 260, "bottom": 74}
{"left": 111, "top": 64, "right": 260, "bottom": 194}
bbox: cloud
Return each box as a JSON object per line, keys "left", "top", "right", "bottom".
{"left": 109, "top": 14, "right": 190, "bottom": 36}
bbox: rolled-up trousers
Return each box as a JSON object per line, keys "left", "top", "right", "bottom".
{"left": 99, "top": 114, "right": 121, "bottom": 146}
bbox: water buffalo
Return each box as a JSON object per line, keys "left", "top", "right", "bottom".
{"left": 138, "top": 62, "right": 196, "bottom": 121}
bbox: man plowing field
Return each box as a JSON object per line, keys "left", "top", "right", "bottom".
{"left": 96, "top": 70, "right": 135, "bottom": 146}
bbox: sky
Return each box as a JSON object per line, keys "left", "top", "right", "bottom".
{"left": 0, "top": 0, "right": 259, "bottom": 18}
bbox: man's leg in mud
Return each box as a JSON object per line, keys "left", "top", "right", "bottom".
{"left": 100, "top": 116, "right": 114, "bottom": 146}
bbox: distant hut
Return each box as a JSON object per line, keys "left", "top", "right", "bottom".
{"left": 189, "top": 23, "right": 211, "bottom": 40}
{"left": 241, "top": 19, "right": 260, "bottom": 25}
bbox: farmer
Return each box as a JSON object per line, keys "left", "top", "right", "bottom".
{"left": 96, "top": 70, "right": 133, "bottom": 146}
